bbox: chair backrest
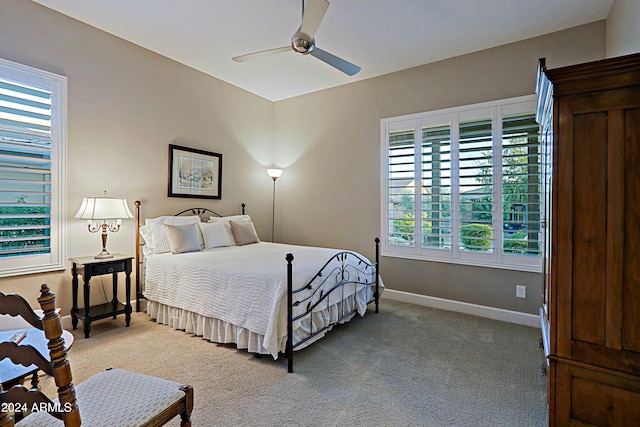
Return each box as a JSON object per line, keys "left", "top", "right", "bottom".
{"left": 0, "top": 284, "right": 80, "bottom": 426}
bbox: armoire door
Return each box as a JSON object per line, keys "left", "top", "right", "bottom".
{"left": 554, "top": 87, "right": 640, "bottom": 373}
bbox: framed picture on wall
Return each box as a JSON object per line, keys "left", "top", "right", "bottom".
{"left": 168, "top": 144, "right": 222, "bottom": 199}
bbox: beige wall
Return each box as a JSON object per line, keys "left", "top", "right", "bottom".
{"left": 607, "top": 0, "right": 640, "bottom": 57}
{"left": 0, "top": 0, "right": 274, "bottom": 312}
{"left": 272, "top": 21, "right": 607, "bottom": 314}
{"left": 0, "top": 0, "right": 613, "bottom": 318}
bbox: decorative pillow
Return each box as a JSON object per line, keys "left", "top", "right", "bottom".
{"left": 208, "top": 215, "right": 251, "bottom": 245}
{"left": 198, "top": 221, "right": 234, "bottom": 249}
{"left": 144, "top": 215, "right": 201, "bottom": 254}
{"left": 163, "top": 223, "right": 202, "bottom": 254}
{"left": 229, "top": 220, "right": 260, "bottom": 246}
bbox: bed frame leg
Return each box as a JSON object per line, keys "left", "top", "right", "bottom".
{"left": 374, "top": 237, "right": 380, "bottom": 314}
{"left": 286, "top": 253, "right": 294, "bottom": 373}
{"left": 135, "top": 200, "right": 141, "bottom": 312}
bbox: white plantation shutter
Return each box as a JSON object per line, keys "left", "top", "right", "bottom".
{"left": 458, "top": 117, "right": 494, "bottom": 253}
{"left": 501, "top": 113, "right": 541, "bottom": 257}
{"left": 382, "top": 96, "right": 541, "bottom": 272}
{"left": 421, "top": 123, "right": 451, "bottom": 250}
{"left": 0, "top": 58, "right": 66, "bottom": 276}
{"left": 386, "top": 123, "right": 416, "bottom": 247}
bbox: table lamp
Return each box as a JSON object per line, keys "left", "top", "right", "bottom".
{"left": 74, "top": 195, "right": 134, "bottom": 258}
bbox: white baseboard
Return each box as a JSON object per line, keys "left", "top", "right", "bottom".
{"left": 381, "top": 289, "right": 540, "bottom": 328}
{"left": 61, "top": 314, "right": 73, "bottom": 330}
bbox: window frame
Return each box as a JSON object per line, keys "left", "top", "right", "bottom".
{"left": 0, "top": 57, "right": 67, "bottom": 277}
{"left": 380, "top": 95, "right": 541, "bottom": 272}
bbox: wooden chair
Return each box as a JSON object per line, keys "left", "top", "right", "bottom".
{"left": 0, "top": 284, "right": 193, "bottom": 426}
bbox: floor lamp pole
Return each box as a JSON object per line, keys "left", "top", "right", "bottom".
{"left": 267, "top": 168, "right": 283, "bottom": 243}
{"left": 271, "top": 177, "right": 277, "bottom": 242}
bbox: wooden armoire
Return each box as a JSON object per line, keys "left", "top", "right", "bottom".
{"left": 537, "top": 53, "right": 640, "bottom": 426}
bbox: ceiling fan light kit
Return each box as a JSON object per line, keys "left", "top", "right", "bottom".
{"left": 232, "top": 0, "right": 360, "bottom": 76}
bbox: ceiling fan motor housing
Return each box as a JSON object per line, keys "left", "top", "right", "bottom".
{"left": 291, "top": 31, "right": 315, "bottom": 54}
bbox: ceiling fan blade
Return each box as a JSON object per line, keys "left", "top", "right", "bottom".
{"left": 300, "top": 0, "right": 330, "bottom": 40}
{"left": 232, "top": 46, "right": 290, "bottom": 63}
{"left": 310, "top": 47, "right": 361, "bottom": 76}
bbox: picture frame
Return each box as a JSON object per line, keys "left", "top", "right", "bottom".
{"left": 168, "top": 144, "right": 222, "bottom": 199}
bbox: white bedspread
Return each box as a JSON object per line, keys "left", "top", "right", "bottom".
{"left": 143, "top": 242, "right": 382, "bottom": 358}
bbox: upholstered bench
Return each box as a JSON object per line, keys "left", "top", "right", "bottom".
{"left": 18, "top": 368, "right": 192, "bottom": 427}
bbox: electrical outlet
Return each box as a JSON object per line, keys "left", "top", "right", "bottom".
{"left": 516, "top": 285, "right": 527, "bottom": 299}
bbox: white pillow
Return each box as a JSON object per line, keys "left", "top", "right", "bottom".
{"left": 208, "top": 215, "right": 251, "bottom": 245}
{"left": 139, "top": 225, "right": 157, "bottom": 256}
{"left": 144, "top": 215, "right": 201, "bottom": 254}
{"left": 139, "top": 224, "right": 154, "bottom": 253}
{"left": 163, "top": 223, "right": 202, "bottom": 254}
{"left": 198, "top": 221, "right": 234, "bottom": 249}
{"left": 208, "top": 214, "right": 251, "bottom": 223}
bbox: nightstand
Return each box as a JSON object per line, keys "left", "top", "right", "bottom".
{"left": 70, "top": 253, "right": 133, "bottom": 338}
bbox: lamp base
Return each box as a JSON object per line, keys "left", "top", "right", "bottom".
{"left": 94, "top": 250, "right": 114, "bottom": 259}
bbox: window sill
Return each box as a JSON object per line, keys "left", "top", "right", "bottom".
{"left": 0, "top": 263, "right": 66, "bottom": 279}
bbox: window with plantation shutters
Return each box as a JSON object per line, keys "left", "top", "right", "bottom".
{"left": 0, "top": 58, "right": 66, "bottom": 277}
{"left": 381, "top": 95, "right": 541, "bottom": 272}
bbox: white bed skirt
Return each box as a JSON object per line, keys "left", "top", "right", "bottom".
{"left": 147, "top": 300, "right": 285, "bottom": 357}
{"left": 146, "top": 285, "right": 374, "bottom": 359}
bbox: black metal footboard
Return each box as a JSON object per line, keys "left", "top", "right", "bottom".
{"left": 285, "top": 238, "right": 380, "bottom": 373}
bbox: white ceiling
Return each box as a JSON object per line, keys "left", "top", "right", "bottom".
{"left": 32, "top": 0, "right": 613, "bottom": 101}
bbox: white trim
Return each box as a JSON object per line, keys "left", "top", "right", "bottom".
{"left": 0, "top": 57, "right": 67, "bottom": 277}
{"left": 61, "top": 314, "right": 73, "bottom": 330}
{"left": 382, "top": 95, "right": 536, "bottom": 123}
{"left": 381, "top": 288, "right": 540, "bottom": 328}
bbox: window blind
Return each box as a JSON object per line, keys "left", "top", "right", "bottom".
{"left": 458, "top": 118, "right": 494, "bottom": 253}
{"left": 0, "top": 77, "right": 52, "bottom": 257}
{"left": 387, "top": 127, "right": 416, "bottom": 247}
{"left": 501, "top": 113, "right": 541, "bottom": 256}
{"left": 421, "top": 124, "right": 451, "bottom": 250}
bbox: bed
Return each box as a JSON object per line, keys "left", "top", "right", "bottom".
{"left": 134, "top": 202, "right": 382, "bottom": 372}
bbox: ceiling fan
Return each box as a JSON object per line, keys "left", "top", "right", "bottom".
{"left": 232, "top": 0, "right": 361, "bottom": 76}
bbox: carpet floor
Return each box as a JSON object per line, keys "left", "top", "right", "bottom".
{"left": 40, "top": 299, "right": 548, "bottom": 426}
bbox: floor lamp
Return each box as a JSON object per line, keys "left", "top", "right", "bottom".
{"left": 267, "top": 168, "right": 283, "bottom": 242}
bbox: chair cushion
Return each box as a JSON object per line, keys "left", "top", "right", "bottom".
{"left": 17, "top": 368, "right": 186, "bottom": 427}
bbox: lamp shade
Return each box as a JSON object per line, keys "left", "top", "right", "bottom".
{"left": 74, "top": 197, "right": 134, "bottom": 220}
{"left": 267, "top": 168, "right": 283, "bottom": 179}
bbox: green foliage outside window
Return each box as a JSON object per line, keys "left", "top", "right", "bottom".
{"left": 391, "top": 210, "right": 415, "bottom": 243}
{"left": 0, "top": 196, "right": 50, "bottom": 257}
{"left": 503, "top": 230, "right": 529, "bottom": 254}
{"left": 465, "top": 193, "right": 493, "bottom": 221}
{"left": 391, "top": 210, "right": 432, "bottom": 244}
{"left": 460, "top": 223, "right": 492, "bottom": 252}
{"left": 390, "top": 190, "right": 437, "bottom": 244}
